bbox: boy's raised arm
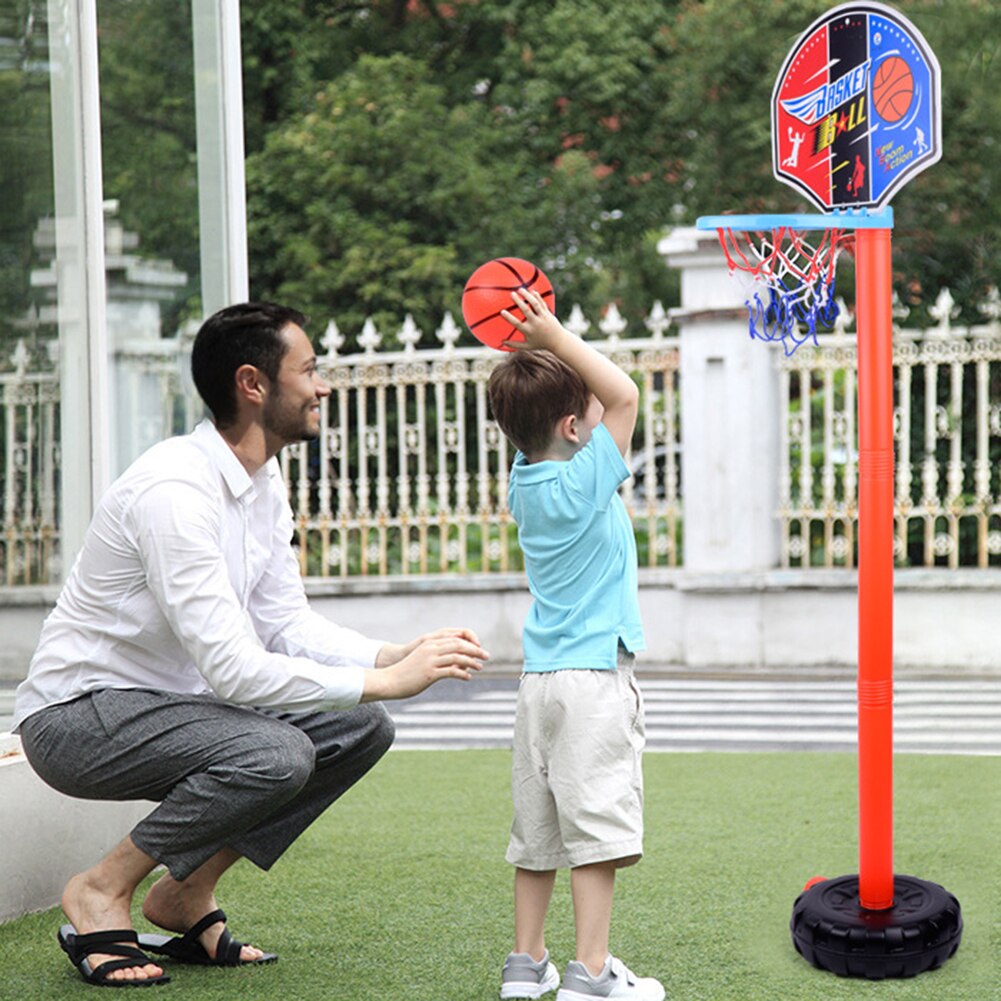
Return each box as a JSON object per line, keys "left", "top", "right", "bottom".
{"left": 501, "top": 289, "right": 639, "bottom": 455}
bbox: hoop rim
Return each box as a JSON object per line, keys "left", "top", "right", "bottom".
{"left": 696, "top": 206, "right": 894, "bottom": 232}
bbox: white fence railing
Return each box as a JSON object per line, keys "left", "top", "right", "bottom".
{"left": 0, "top": 341, "right": 59, "bottom": 585}
{"left": 779, "top": 290, "right": 1001, "bottom": 569}
{"left": 2, "top": 289, "right": 1000, "bottom": 585}
{"left": 281, "top": 308, "right": 682, "bottom": 577}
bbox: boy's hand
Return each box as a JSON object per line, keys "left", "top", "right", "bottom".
{"left": 499, "top": 289, "right": 567, "bottom": 350}
{"left": 499, "top": 288, "right": 640, "bottom": 457}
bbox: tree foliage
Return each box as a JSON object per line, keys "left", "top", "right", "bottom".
{"left": 658, "top": 0, "right": 1001, "bottom": 320}
{"left": 3, "top": 0, "right": 997, "bottom": 351}
{"left": 242, "top": 0, "right": 1000, "bottom": 341}
{"left": 246, "top": 52, "right": 604, "bottom": 340}
{"left": 243, "top": 0, "right": 686, "bottom": 342}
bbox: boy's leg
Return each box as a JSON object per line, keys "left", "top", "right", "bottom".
{"left": 503, "top": 868, "right": 560, "bottom": 999}
{"left": 546, "top": 663, "right": 663, "bottom": 998}
{"left": 560, "top": 857, "right": 664, "bottom": 1000}
{"left": 504, "top": 676, "right": 564, "bottom": 997}
{"left": 568, "top": 860, "right": 616, "bottom": 976}
{"left": 514, "top": 867, "right": 556, "bottom": 959}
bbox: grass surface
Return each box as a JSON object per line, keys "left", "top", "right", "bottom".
{"left": 1, "top": 750, "right": 1000, "bottom": 1000}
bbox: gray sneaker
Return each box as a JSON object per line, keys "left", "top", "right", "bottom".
{"left": 500, "top": 950, "right": 561, "bottom": 999}
{"left": 556, "top": 956, "right": 665, "bottom": 1001}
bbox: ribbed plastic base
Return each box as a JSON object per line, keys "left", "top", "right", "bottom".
{"left": 790, "top": 874, "right": 962, "bottom": 979}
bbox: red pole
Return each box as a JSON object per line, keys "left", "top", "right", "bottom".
{"left": 854, "top": 227, "right": 895, "bottom": 911}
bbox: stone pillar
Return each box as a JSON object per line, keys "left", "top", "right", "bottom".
{"left": 658, "top": 227, "right": 781, "bottom": 573}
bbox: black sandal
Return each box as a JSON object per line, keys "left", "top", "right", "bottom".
{"left": 58, "top": 925, "right": 170, "bottom": 988}
{"left": 138, "top": 908, "right": 277, "bottom": 967}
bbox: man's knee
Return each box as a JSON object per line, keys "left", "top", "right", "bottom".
{"left": 357, "top": 701, "right": 396, "bottom": 759}
{"left": 240, "top": 725, "right": 316, "bottom": 795}
{"left": 318, "top": 701, "right": 395, "bottom": 771}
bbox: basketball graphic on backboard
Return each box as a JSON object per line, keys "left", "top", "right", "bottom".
{"left": 872, "top": 56, "right": 913, "bottom": 123}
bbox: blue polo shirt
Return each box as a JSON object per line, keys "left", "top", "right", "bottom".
{"left": 509, "top": 423, "right": 646, "bottom": 671}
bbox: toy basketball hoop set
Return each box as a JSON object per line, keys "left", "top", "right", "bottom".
{"left": 698, "top": 2, "right": 961, "bottom": 981}
{"left": 701, "top": 0, "right": 941, "bottom": 357}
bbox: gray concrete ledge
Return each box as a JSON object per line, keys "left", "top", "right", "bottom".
{"left": 0, "top": 734, "right": 152, "bottom": 924}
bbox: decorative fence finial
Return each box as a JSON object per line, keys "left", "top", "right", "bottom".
{"left": 11, "top": 339, "right": 29, "bottom": 376}
{"left": 358, "top": 317, "right": 382, "bottom": 355}
{"left": 644, "top": 301, "right": 671, "bottom": 341}
{"left": 397, "top": 314, "right": 422, "bottom": 354}
{"left": 321, "top": 319, "right": 343, "bottom": 358}
{"left": 979, "top": 286, "right": 1001, "bottom": 324}
{"left": 929, "top": 288, "right": 958, "bottom": 333}
{"left": 599, "top": 303, "right": 627, "bottom": 344}
{"left": 564, "top": 304, "right": 590, "bottom": 337}
{"left": 435, "top": 311, "right": 461, "bottom": 351}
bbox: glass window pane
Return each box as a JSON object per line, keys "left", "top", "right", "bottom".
{"left": 0, "top": 1, "right": 58, "bottom": 584}
{"left": 97, "top": 0, "right": 199, "bottom": 473}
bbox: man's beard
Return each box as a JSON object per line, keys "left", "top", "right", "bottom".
{"left": 263, "top": 394, "right": 321, "bottom": 444}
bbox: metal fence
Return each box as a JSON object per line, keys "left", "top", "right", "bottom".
{"left": 3, "top": 288, "right": 1001, "bottom": 584}
{"left": 0, "top": 341, "right": 59, "bottom": 585}
{"left": 779, "top": 289, "right": 1001, "bottom": 568}
{"left": 281, "top": 306, "right": 682, "bottom": 577}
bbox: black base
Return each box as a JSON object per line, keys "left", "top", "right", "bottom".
{"left": 790, "top": 874, "right": 962, "bottom": 979}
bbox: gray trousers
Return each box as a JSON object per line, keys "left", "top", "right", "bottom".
{"left": 19, "top": 688, "right": 395, "bottom": 881}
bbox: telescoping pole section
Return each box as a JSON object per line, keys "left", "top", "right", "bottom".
{"left": 854, "top": 227, "right": 895, "bottom": 912}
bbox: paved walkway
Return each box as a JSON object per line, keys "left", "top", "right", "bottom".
{"left": 4, "top": 670, "right": 1001, "bottom": 754}
{"left": 383, "top": 670, "right": 1001, "bottom": 755}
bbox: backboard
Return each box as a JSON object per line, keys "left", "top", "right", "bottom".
{"left": 772, "top": 2, "right": 941, "bottom": 211}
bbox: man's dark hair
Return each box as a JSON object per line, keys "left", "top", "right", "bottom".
{"left": 191, "top": 302, "right": 308, "bottom": 428}
{"left": 487, "top": 350, "right": 590, "bottom": 457}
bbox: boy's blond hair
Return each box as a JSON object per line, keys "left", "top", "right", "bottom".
{"left": 487, "top": 350, "right": 590, "bottom": 457}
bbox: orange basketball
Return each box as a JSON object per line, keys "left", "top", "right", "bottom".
{"left": 872, "top": 56, "right": 913, "bottom": 124}
{"left": 461, "top": 258, "right": 555, "bottom": 351}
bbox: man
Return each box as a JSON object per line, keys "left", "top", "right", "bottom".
{"left": 12, "top": 302, "right": 489, "bottom": 987}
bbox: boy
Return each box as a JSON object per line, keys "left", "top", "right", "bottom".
{"left": 488, "top": 289, "right": 663, "bottom": 1001}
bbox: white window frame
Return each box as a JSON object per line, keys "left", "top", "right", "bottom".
{"left": 47, "top": 0, "right": 248, "bottom": 569}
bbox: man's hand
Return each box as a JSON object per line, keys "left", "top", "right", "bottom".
{"left": 363, "top": 628, "right": 488, "bottom": 702}
{"left": 374, "top": 627, "right": 482, "bottom": 669}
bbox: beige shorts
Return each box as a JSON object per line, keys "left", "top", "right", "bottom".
{"left": 506, "top": 652, "right": 645, "bottom": 871}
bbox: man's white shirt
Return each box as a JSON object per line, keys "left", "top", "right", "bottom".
{"left": 13, "top": 421, "right": 381, "bottom": 729}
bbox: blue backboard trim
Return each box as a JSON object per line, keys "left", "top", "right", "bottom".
{"left": 696, "top": 206, "right": 894, "bottom": 231}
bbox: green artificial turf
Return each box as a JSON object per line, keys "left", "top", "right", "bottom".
{"left": 2, "top": 750, "right": 1000, "bottom": 1000}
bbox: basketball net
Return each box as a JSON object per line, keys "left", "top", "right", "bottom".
{"left": 715, "top": 225, "right": 854, "bottom": 355}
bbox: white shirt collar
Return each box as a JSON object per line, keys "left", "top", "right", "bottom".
{"left": 192, "top": 419, "right": 256, "bottom": 501}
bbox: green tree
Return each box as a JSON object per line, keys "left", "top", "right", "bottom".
{"left": 890, "top": 1, "right": 1001, "bottom": 319}
{"left": 242, "top": 0, "right": 685, "bottom": 333}
{"left": 237, "top": 0, "right": 1000, "bottom": 332}
{"left": 470, "top": 0, "right": 686, "bottom": 325}
{"left": 246, "top": 52, "right": 603, "bottom": 344}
